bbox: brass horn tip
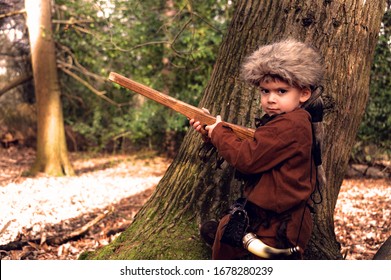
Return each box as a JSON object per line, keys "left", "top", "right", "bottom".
{"left": 291, "top": 246, "right": 301, "bottom": 254}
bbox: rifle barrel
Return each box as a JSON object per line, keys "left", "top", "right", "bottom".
{"left": 108, "top": 72, "right": 255, "bottom": 140}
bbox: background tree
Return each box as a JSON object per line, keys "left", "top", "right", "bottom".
{"left": 0, "top": 0, "right": 35, "bottom": 147}
{"left": 1, "top": 0, "right": 230, "bottom": 173}
{"left": 25, "top": 0, "right": 73, "bottom": 175}
{"left": 82, "top": 0, "right": 385, "bottom": 260}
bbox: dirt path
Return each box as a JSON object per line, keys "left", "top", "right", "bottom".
{"left": 0, "top": 147, "right": 171, "bottom": 260}
{"left": 0, "top": 147, "right": 389, "bottom": 260}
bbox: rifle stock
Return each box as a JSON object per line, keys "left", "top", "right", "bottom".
{"left": 108, "top": 72, "right": 255, "bottom": 140}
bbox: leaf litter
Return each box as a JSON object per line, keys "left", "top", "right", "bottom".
{"left": 0, "top": 147, "right": 390, "bottom": 260}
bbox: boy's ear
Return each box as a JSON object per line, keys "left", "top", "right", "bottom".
{"left": 299, "top": 88, "right": 311, "bottom": 103}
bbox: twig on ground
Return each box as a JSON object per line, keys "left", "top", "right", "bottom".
{"left": 0, "top": 209, "right": 112, "bottom": 252}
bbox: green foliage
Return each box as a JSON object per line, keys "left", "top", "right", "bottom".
{"left": 52, "top": 0, "right": 233, "bottom": 153}
{"left": 52, "top": 1, "right": 389, "bottom": 159}
{"left": 355, "top": 8, "right": 391, "bottom": 162}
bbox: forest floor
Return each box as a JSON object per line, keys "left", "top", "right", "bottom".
{"left": 0, "top": 147, "right": 389, "bottom": 260}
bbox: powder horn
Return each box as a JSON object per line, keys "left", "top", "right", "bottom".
{"left": 242, "top": 232, "right": 300, "bottom": 259}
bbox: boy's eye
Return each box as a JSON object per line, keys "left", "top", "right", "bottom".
{"left": 260, "top": 89, "right": 269, "bottom": 94}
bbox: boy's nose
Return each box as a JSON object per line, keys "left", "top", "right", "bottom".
{"left": 268, "top": 93, "right": 277, "bottom": 102}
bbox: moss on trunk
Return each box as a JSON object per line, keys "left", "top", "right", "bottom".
{"left": 82, "top": 212, "right": 211, "bottom": 260}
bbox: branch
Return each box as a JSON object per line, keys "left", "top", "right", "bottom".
{"left": 52, "top": 18, "right": 93, "bottom": 25}
{"left": 191, "top": 11, "right": 224, "bottom": 33}
{"left": 0, "top": 9, "right": 26, "bottom": 19}
{"left": 56, "top": 48, "right": 134, "bottom": 108}
{"left": 107, "top": 39, "right": 171, "bottom": 53}
{"left": 59, "top": 66, "right": 132, "bottom": 108}
{"left": 59, "top": 66, "right": 117, "bottom": 105}
{"left": 57, "top": 59, "right": 106, "bottom": 83}
{"left": 0, "top": 209, "right": 111, "bottom": 251}
{"left": 0, "top": 74, "right": 32, "bottom": 98}
{"left": 58, "top": 209, "right": 111, "bottom": 242}
{"left": 169, "top": 18, "right": 193, "bottom": 56}
{"left": 57, "top": 44, "right": 104, "bottom": 81}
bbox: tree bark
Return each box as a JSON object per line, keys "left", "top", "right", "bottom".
{"left": 83, "top": 0, "right": 385, "bottom": 260}
{"left": 25, "top": 0, "right": 74, "bottom": 176}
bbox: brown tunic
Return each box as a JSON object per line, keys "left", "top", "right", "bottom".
{"left": 210, "top": 109, "right": 316, "bottom": 259}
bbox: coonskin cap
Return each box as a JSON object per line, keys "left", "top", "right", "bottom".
{"left": 241, "top": 39, "right": 324, "bottom": 89}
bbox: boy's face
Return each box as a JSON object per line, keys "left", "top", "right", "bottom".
{"left": 259, "top": 80, "right": 311, "bottom": 116}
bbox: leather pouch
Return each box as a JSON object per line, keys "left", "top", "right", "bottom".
{"left": 220, "top": 198, "right": 249, "bottom": 247}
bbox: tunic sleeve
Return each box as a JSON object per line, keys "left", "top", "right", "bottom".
{"left": 211, "top": 113, "right": 310, "bottom": 175}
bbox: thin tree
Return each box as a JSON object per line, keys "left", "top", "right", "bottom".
{"left": 83, "top": 0, "right": 385, "bottom": 259}
{"left": 25, "top": 0, "right": 73, "bottom": 176}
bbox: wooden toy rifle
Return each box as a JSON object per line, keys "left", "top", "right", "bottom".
{"left": 108, "top": 72, "right": 255, "bottom": 140}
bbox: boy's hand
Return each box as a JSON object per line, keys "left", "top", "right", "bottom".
{"left": 189, "top": 108, "right": 222, "bottom": 139}
{"left": 205, "top": 115, "right": 222, "bottom": 138}
{"left": 189, "top": 119, "right": 207, "bottom": 135}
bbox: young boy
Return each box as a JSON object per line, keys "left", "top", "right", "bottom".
{"left": 190, "top": 38, "right": 324, "bottom": 259}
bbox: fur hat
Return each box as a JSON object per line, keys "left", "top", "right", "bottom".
{"left": 241, "top": 39, "right": 324, "bottom": 89}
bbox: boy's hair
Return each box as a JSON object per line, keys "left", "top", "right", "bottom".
{"left": 241, "top": 38, "right": 324, "bottom": 90}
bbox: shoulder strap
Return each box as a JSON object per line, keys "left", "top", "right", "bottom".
{"left": 303, "top": 93, "right": 327, "bottom": 205}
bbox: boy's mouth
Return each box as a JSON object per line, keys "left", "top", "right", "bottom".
{"left": 267, "top": 108, "right": 279, "bottom": 114}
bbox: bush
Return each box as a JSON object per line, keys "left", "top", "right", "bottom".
{"left": 354, "top": 11, "right": 391, "bottom": 164}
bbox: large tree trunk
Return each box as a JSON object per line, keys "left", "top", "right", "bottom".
{"left": 25, "top": 0, "right": 74, "bottom": 176}
{"left": 83, "top": 0, "right": 384, "bottom": 260}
